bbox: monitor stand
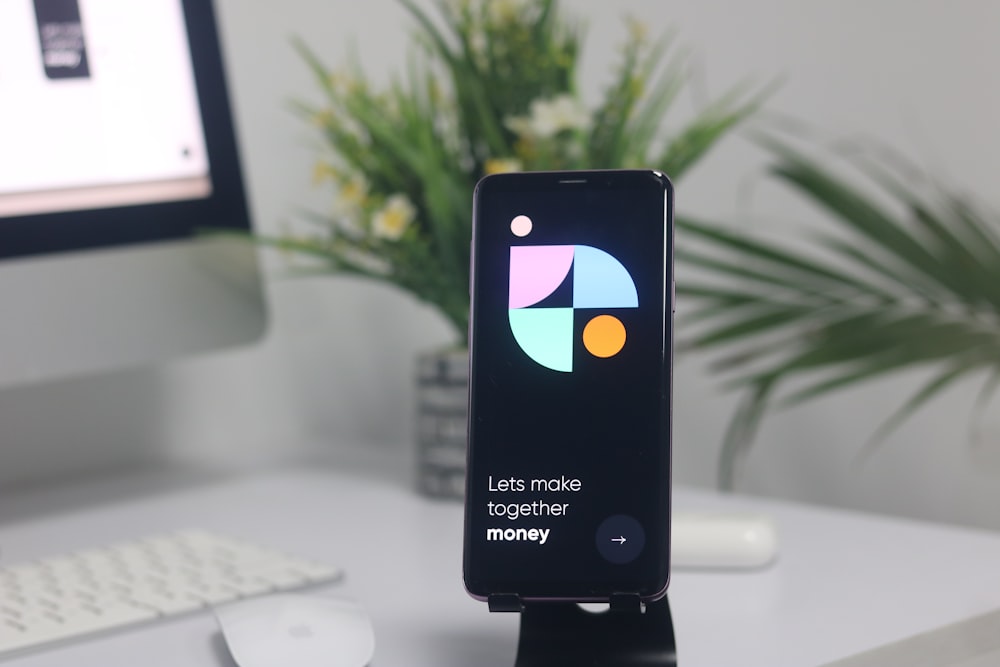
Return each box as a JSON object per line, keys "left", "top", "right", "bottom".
{"left": 490, "top": 595, "right": 677, "bottom": 667}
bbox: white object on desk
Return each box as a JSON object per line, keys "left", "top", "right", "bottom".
{"left": 0, "top": 529, "right": 341, "bottom": 660}
{"left": 214, "top": 594, "right": 375, "bottom": 667}
{"left": 671, "top": 510, "right": 778, "bottom": 569}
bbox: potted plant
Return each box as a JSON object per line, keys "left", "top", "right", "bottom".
{"left": 678, "top": 136, "right": 1000, "bottom": 489}
{"left": 256, "top": 0, "right": 765, "bottom": 496}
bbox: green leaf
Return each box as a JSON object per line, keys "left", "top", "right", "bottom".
{"left": 291, "top": 38, "right": 337, "bottom": 100}
{"left": 851, "top": 157, "right": 1000, "bottom": 303}
{"left": 947, "top": 196, "right": 1000, "bottom": 263}
{"left": 969, "top": 366, "right": 1000, "bottom": 445}
{"left": 779, "top": 356, "right": 938, "bottom": 408}
{"left": 703, "top": 334, "right": 812, "bottom": 374}
{"left": 692, "top": 305, "right": 817, "bottom": 347}
{"left": 717, "top": 379, "right": 774, "bottom": 491}
{"left": 676, "top": 248, "right": 876, "bottom": 312}
{"left": 679, "top": 216, "right": 894, "bottom": 299}
{"left": 398, "top": 0, "right": 508, "bottom": 155}
{"left": 813, "top": 235, "right": 951, "bottom": 310}
{"left": 761, "top": 137, "right": 953, "bottom": 296}
{"left": 853, "top": 358, "right": 985, "bottom": 465}
{"left": 659, "top": 81, "right": 774, "bottom": 178}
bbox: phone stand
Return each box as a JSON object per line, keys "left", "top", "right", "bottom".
{"left": 490, "top": 595, "right": 677, "bottom": 667}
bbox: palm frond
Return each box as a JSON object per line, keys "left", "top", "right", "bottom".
{"left": 679, "top": 138, "right": 1000, "bottom": 488}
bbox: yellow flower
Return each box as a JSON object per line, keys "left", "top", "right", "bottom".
{"left": 312, "top": 161, "right": 338, "bottom": 185}
{"left": 443, "top": 0, "right": 470, "bottom": 16}
{"left": 488, "top": 0, "right": 527, "bottom": 24}
{"left": 484, "top": 158, "right": 522, "bottom": 175}
{"left": 328, "top": 69, "right": 359, "bottom": 96}
{"left": 513, "top": 137, "right": 536, "bottom": 162}
{"left": 629, "top": 75, "right": 644, "bottom": 98}
{"left": 372, "top": 194, "right": 416, "bottom": 241}
{"left": 341, "top": 175, "right": 367, "bottom": 205}
{"left": 311, "top": 109, "right": 334, "bottom": 128}
{"left": 335, "top": 174, "right": 369, "bottom": 214}
{"left": 626, "top": 17, "right": 648, "bottom": 45}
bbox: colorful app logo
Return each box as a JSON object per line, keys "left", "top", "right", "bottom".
{"left": 508, "top": 215, "right": 638, "bottom": 372}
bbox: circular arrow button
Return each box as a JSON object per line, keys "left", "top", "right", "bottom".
{"left": 595, "top": 514, "right": 645, "bottom": 564}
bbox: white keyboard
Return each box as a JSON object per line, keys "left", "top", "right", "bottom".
{"left": 0, "top": 529, "right": 342, "bottom": 658}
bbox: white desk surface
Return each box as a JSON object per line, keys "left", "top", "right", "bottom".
{"left": 2, "top": 455, "right": 1000, "bottom": 667}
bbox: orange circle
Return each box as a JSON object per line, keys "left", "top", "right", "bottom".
{"left": 583, "top": 315, "right": 627, "bottom": 358}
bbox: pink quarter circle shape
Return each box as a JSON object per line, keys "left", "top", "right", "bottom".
{"left": 509, "top": 245, "right": 575, "bottom": 309}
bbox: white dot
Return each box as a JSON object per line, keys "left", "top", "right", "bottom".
{"left": 511, "top": 215, "right": 532, "bottom": 237}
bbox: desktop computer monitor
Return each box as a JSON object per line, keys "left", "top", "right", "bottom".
{"left": 0, "top": 0, "right": 266, "bottom": 389}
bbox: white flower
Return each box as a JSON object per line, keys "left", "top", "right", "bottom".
{"left": 339, "top": 116, "right": 370, "bottom": 145}
{"left": 504, "top": 94, "right": 591, "bottom": 139}
{"left": 371, "top": 194, "right": 416, "bottom": 241}
{"left": 504, "top": 114, "right": 534, "bottom": 138}
{"left": 531, "top": 95, "right": 591, "bottom": 137}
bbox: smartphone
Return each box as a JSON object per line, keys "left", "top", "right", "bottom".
{"left": 464, "top": 169, "right": 674, "bottom": 603}
{"left": 34, "top": 0, "right": 91, "bottom": 80}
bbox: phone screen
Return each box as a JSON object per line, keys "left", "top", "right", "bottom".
{"left": 464, "top": 170, "right": 673, "bottom": 602}
{"left": 34, "top": 0, "right": 91, "bottom": 80}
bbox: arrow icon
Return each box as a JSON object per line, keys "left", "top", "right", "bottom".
{"left": 611, "top": 536, "right": 627, "bottom": 544}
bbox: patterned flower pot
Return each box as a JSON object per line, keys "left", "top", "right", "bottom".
{"left": 415, "top": 348, "right": 469, "bottom": 498}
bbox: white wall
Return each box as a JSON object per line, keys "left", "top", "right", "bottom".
{"left": 5, "top": 0, "right": 1000, "bottom": 530}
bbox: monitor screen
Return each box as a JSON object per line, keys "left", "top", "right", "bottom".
{"left": 2, "top": 0, "right": 211, "bottom": 220}
{"left": 0, "top": 0, "right": 253, "bottom": 257}
{"left": 0, "top": 0, "right": 265, "bottom": 389}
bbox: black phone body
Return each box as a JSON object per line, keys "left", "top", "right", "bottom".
{"left": 464, "top": 170, "right": 674, "bottom": 603}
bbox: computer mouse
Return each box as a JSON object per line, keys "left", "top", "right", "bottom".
{"left": 214, "top": 594, "right": 375, "bottom": 667}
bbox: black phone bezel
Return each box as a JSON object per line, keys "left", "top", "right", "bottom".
{"left": 463, "top": 169, "right": 674, "bottom": 603}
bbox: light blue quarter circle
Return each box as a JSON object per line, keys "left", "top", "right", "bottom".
{"left": 572, "top": 245, "right": 639, "bottom": 308}
{"left": 508, "top": 307, "right": 573, "bottom": 373}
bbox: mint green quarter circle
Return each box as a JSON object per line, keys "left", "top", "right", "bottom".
{"left": 508, "top": 308, "right": 574, "bottom": 372}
